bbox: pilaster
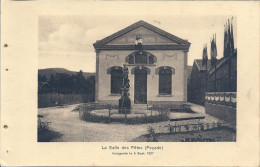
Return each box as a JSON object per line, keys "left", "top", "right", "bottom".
{"left": 183, "top": 51, "right": 188, "bottom": 102}
{"left": 95, "top": 50, "right": 100, "bottom": 102}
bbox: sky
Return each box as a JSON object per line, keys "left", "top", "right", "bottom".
{"left": 39, "top": 15, "right": 237, "bottom": 72}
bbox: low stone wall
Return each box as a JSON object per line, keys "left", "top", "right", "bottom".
{"left": 97, "top": 100, "right": 187, "bottom": 111}
{"left": 98, "top": 100, "right": 185, "bottom": 106}
{"left": 78, "top": 103, "right": 169, "bottom": 124}
{"left": 205, "top": 102, "right": 236, "bottom": 125}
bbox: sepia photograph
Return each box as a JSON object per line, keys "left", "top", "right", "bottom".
{"left": 37, "top": 15, "right": 237, "bottom": 142}
{"left": 1, "top": 1, "right": 259, "bottom": 166}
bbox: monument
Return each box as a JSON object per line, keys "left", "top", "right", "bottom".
{"left": 118, "top": 64, "right": 131, "bottom": 114}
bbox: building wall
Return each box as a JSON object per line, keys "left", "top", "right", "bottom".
{"left": 188, "top": 62, "right": 207, "bottom": 105}
{"left": 205, "top": 52, "right": 237, "bottom": 123}
{"left": 188, "top": 52, "right": 237, "bottom": 105}
{"left": 97, "top": 50, "right": 186, "bottom": 104}
{"left": 208, "top": 53, "right": 237, "bottom": 92}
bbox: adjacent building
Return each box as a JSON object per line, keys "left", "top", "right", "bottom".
{"left": 205, "top": 50, "right": 237, "bottom": 124}
{"left": 208, "top": 50, "right": 237, "bottom": 92}
{"left": 188, "top": 59, "right": 211, "bottom": 105}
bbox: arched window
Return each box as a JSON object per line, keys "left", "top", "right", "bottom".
{"left": 135, "top": 53, "right": 147, "bottom": 64}
{"left": 131, "top": 66, "right": 151, "bottom": 74}
{"left": 126, "top": 51, "right": 157, "bottom": 65}
{"left": 149, "top": 56, "right": 155, "bottom": 64}
{"left": 156, "top": 66, "right": 175, "bottom": 95}
{"left": 107, "top": 66, "right": 123, "bottom": 94}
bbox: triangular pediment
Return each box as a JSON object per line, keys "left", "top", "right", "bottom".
{"left": 106, "top": 26, "right": 177, "bottom": 45}
{"left": 94, "top": 20, "right": 190, "bottom": 50}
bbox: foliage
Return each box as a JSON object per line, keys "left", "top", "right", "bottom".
{"left": 38, "top": 117, "right": 51, "bottom": 134}
{"left": 166, "top": 121, "right": 233, "bottom": 134}
{"left": 132, "top": 126, "right": 236, "bottom": 142}
{"left": 37, "top": 116, "right": 62, "bottom": 142}
{"left": 179, "top": 137, "right": 216, "bottom": 142}
{"left": 38, "top": 70, "right": 95, "bottom": 101}
{"left": 147, "top": 126, "right": 158, "bottom": 142}
{"left": 38, "top": 94, "right": 89, "bottom": 108}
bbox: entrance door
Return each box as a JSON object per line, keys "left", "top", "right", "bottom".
{"left": 134, "top": 69, "right": 147, "bottom": 104}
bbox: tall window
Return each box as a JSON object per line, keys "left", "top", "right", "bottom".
{"left": 110, "top": 68, "right": 123, "bottom": 94}
{"left": 159, "top": 69, "right": 172, "bottom": 95}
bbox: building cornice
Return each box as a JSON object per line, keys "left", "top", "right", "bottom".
{"left": 94, "top": 44, "right": 190, "bottom": 51}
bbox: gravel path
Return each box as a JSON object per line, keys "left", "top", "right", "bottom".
{"left": 38, "top": 103, "right": 221, "bottom": 142}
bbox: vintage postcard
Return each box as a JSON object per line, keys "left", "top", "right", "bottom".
{"left": 1, "top": 1, "right": 259, "bottom": 166}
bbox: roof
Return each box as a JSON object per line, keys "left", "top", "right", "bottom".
{"left": 194, "top": 59, "right": 211, "bottom": 71}
{"left": 93, "top": 20, "right": 191, "bottom": 51}
{"left": 209, "top": 49, "right": 237, "bottom": 75}
{"left": 187, "top": 66, "right": 193, "bottom": 75}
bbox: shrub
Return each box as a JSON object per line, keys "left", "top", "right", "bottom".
{"left": 217, "top": 122, "right": 222, "bottom": 128}
{"left": 147, "top": 126, "right": 158, "bottom": 142}
{"left": 38, "top": 118, "right": 51, "bottom": 134}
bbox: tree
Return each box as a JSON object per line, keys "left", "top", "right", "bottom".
{"left": 38, "top": 74, "right": 47, "bottom": 82}
{"left": 202, "top": 44, "right": 208, "bottom": 92}
{"left": 75, "top": 70, "right": 86, "bottom": 94}
{"left": 55, "top": 73, "right": 72, "bottom": 94}
{"left": 38, "top": 70, "right": 96, "bottom": 102}
{"left": 210, "top": 34, "right": 218, "bottom": 92}
{"left": 49, "top": 74, "right": 57, "bottom": 93}
{"left": 86, "top": 75, "right": 95, "bottom": 102}
{"left": 38, "top": 74, "right": 50, "bottom": 94}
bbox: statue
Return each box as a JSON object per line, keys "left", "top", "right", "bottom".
{"left": 135, "top": 35, "right": 143, "bottom": 51}
{"left": 118, "top": 64, "right": 131, "bottom": 114}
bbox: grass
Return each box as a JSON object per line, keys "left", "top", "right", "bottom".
{"left": 131, "top": 126, "right": 236, "bottom": 142}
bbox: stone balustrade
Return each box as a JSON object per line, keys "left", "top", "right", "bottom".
{"left": 205, "top": 92, "right": 236, "bottom": 108}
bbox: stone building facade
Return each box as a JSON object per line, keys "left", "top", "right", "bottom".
{"left": 93, "top": 20, "right": 191, "bottom": 105}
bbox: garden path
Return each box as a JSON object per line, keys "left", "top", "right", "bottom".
{"left": 38, "top": 103, "right": 221, "bottom": 142}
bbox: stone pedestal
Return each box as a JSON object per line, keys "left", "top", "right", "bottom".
{"left": 118, "top": 94, "right": 131, "bottom": 114}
